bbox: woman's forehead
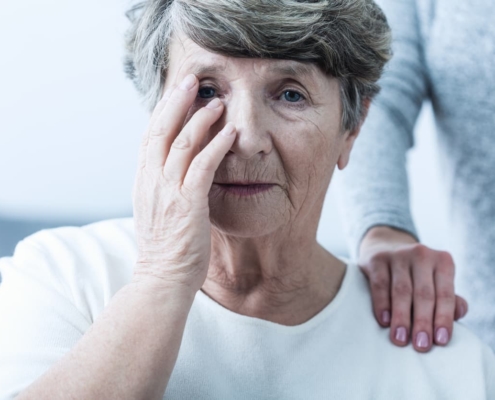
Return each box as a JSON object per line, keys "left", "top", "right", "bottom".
{"left": 168, "top": 36, "right": 327, "bottom": 85}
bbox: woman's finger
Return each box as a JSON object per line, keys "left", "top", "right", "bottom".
{"left": 454, "top": 295, "right": 469, "bottom": 320}
{"left": 432, "top": 252, "right": 456, "bottom": 346}
{"left": 137, "top": 86, "right": 174, "bottom": 170}
{"left": 364, "top": 257, "right": 392, "bottom": 327}
{"left": 163, "top": 98, "right": 225, "bottom": 184}
{"left": 145, "top": 74, "right": 199, "bottom": 170}
{"left": 389, "top": 257, "right": 413, "bottom": 347}
{"left": 410, "top": 258, "right": 436, "bottom": 352}
{"left": 182, "top": 122, "right": 236, "bottom": 201}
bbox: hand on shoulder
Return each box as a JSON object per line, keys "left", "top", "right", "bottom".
{"left": 359, "top": 226, "right": 468, "bottom": 353}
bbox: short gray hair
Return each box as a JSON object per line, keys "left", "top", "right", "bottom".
{"left": 123, "top": 0, "right": 391, "bottom": 132}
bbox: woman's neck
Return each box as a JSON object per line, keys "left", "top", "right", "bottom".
{"left": 202, "top": 229, "right": 347, "bottom": 326}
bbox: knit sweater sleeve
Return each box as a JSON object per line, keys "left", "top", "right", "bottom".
{"left": 336, "top": 0, "right": 428, "bottom": 259}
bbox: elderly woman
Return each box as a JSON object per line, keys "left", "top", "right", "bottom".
{"left": 0, "top": 0, "right": 494, "bottom": 399}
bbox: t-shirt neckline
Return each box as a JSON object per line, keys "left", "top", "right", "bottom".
{"left": 195, "top": 261, "right": 357, "bottom": 335}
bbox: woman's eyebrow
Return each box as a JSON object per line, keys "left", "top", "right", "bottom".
{"left": 190, "top": 63, "right": 227, "bottom": 76}
{"left": 266, "top": 63, "right": 316, "bottom": 79}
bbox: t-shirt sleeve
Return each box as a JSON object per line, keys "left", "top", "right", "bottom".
{"left": 0, "top": 234, "right": 91, "bottom": 399}
{"left": 335, "top": 0, "right": 427, "bottom": 259}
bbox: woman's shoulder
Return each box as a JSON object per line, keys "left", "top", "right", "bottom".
{"left": 0, "top": 217, "right": 137, "bottom": 321}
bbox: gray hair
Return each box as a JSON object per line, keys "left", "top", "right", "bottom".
{"left": 123, "top": 0, "right": 392, "bottom": 132}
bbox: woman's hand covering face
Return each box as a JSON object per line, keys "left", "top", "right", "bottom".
{"left": 130, "top": 35, "right": 349, "bottom": 294}
{"left": 132, "top": 73, "right": 236, "bottom": 292}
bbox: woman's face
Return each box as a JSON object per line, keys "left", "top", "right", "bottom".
{"left": 164, "top": 36, "right": 360, "bottom": 237}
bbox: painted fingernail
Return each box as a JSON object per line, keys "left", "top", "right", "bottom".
{"left": 381, "top": 310, "right": 391, "bottom": 325}
{"left": 206, "top": 98, "right": 222, "bottom": 109}
{"left": 220, "top": 122, "right": 235, "bottom": 137}
{"left": 416, "top": 331, "right": 429, "bottom": 348}
{"left": 436, "top": 327, "right": 449, "bottom": 345}
{"left": 395, "top": 326, "right": 407, "bottom": 343}
{"left": 180, "top": 74, "right": 196, "bottom": 91}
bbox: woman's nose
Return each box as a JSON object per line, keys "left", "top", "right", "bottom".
{"left": 223, "top": 93, "right": 272, "bottom": 159}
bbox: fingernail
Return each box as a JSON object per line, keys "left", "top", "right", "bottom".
{"left": 459, "top": 304, "right": 466, "bottom": 318}
{"left": 395, "top": 326, "right": 407, "bottom": 343}
{"left": 436, "top": 327, "right": 449, "bottom": 345}
{"left": 180, "top": 74, "right": 196, "bottom": 91}
{"left": 416, "top": 331, "right": 429, "bottom": 348}
{"left": 220, "top": 123, "right": 235, "bottom": 137}
{"left": 381, "top": 310, "right": 391, "bottom": 325}
{"left": 206, "top": 98, "right": 222, "bottom": 109}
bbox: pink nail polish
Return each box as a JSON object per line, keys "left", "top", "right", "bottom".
{"left": 436, "top": 327, "right": 449, "bottom": 345}
{"left": 416, "top": 331, "right": 429, "bottom": 348}
{"left": 381, "top": 310, "right": 391, "bottom": 325}
{"left": 395, "top": 327, "right": 407, "bottom": 342}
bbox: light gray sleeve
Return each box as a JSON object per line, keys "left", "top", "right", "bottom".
{"left": 336, "top": 0, "right": 428, "bottom": 259}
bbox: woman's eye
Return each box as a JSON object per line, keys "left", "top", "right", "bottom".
{"left": 282, "top": 90, "right": 304, "bottom": 103}
{"left": 198, "top": 87, "right": 216, "bottom": 99}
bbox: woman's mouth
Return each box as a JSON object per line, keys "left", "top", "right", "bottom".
{"left": 213, "top": 183, "right": 275, "bottom": 196}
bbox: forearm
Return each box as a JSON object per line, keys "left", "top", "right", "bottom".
{"left": 337, "top": 106, "right": 419, "bottom": 259}
{"left": 17, "top": 277, "right": 195, "bottom": 400}
{"left": 336, "top": 0, "right": 428, "bottom": 259}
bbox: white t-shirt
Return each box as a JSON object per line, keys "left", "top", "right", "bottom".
{"left": 0, "top": 218, "right": 494, "bottom": 400}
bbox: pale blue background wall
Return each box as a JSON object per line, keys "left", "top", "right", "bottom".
{"left": 0, "top": 1, "right": 452, "bottom": 260}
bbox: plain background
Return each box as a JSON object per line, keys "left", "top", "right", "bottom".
{"left": 0, "top": 0, "right": 452, "bottom": 260}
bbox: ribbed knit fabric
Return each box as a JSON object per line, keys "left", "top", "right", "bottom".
{"left": 0, "top": 218, "right": 494, "bottom": 399}
{"left": 336, "top": 0, "right": 495, "bottom": 350}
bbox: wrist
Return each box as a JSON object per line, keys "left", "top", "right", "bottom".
{"left": 129, "top": 270, "right": 199, "bottom": 305}
{"left": 132, "top": 259, "right": 206, "bottom": 296}
{"left": 360, "top": 226, "right": 418, "bottom": 256}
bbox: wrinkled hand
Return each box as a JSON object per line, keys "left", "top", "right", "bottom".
{"left": 360, "top": 227, "right": 468, "bottom": 353}
{"left": 132, "top": 74, "right": 236, "bottom": 293}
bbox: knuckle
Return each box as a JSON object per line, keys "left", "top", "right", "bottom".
{"left": 436, "top": 288, "right": 455, "bottom": 302}
{"left": 389, "top": 259, "right": 410, "bottom": 273}
{"left": 150, "top": 124, "right": 166, "bottom": 138}
{"left": 438, "top": 251, "right": 454, "bottom": 265}
{"left": 411, "top": 243, "right": 431, "bottom": 261}
{"left": 370, "top": 278, "right": 390, "bottom": 294}
{"left": 392, "top": 281, "right": 413, "bottom": 298}
{"left": 171, "top": 135, "right": 192, "bottom": 150}
{"left": 370, "top": 251, "right": 392, "bottom": 265}
{"left": 436, "top": 265, "right": 454, "bottom": 279}
{"left": 415, "top": 286, "right": 435, "bottom": 302}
